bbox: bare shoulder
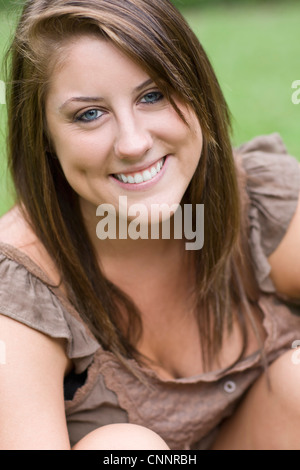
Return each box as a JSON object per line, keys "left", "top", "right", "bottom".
{"left": 0, "top": 206, "right": 61, "bottom": 285}
{"left": 268, "top": 186, "right": 300, "bottom": 299}
{"left": 0, "top": 205, "right": 36, "bottom": 247}
{"left": 0, "top": 313, "right": 71, "bottom": 449}
{"left": 0, "top": 208, "right": 72, "bottom": 448}
{"left": 0, "top": 312, "right": 70, "bottom": 374}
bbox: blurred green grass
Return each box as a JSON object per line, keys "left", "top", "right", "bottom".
{"left": 0, "top": 6, "right": 17, "bottom": 216}
{"left": 0, "top": 1, "right": 299, "bottom": 216}
{"left": 185, "top": 2, "right": 300, "bottom": 156}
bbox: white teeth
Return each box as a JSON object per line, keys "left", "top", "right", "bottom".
{"left": 142, "top": 170, "right": 152, "bottom": 181}
{"left": 115, "top": 157, "right": 165, "bottom": 184}
{"left": 150, "top": 167, "right": 157, "bottom": 178}
{"left": 134, "top": 174, "right": 143, "bottom": 184}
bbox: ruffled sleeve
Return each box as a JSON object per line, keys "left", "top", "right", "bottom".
{"left": 0, "top": 245, "right": 100, "bottom": 373}
{"left": 235, "top": 133, "right": 300, "bottom": 293}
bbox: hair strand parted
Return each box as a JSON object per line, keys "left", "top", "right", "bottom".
{"left": 6, "top": 0, "right": 264, "bottom": 373}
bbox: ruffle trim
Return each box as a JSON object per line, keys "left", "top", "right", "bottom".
{"left": 235, "top": 133, "right": 300, "bottom": 293}
{"left": 0, "top": 244, "right": 100, "bottom": 373}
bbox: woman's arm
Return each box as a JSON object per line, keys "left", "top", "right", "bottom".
{"left": 268, "top": 188, "right": 300, "bottom": 299}
{"left": 0, "top": 314, "right": 72, "bottom": 450}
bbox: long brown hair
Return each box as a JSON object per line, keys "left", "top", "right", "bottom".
{"left": 5, "top": 0, "right": 263, "bottom": 371}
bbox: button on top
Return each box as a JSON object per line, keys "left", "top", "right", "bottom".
{"left": 224, "top": 380, "right": 236, "bottom": 393}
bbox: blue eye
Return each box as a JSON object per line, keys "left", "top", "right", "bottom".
{"left": 140, "top": 91, "right": 164, "bottom": 104}
{"left": 76, "top": 109, "right": 104, "bottom": 122}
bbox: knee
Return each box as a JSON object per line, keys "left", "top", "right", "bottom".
{"left": 72, "top": 423, "right": 170, "bottom": 450}
{"left": 243, "top": 348, "right": 300, "bottom": 449}
{"left": 266, "top": 348, "right": 300, "bottom": 410}
{"left": 212, "top": 349, "right": 300, "bottom": 450}
{"left": 243, "top": 348, "right": 300, "bottom": 421}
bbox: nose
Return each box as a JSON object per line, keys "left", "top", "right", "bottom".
{"left": 114, "top": 113, "right": 153, "bottom": 160}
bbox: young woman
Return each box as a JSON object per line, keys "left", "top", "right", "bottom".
{"left": 0, "top": 0, "right": 300, "bottom": 450}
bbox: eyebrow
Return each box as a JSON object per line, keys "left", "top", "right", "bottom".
{"left": 59, "top": 78, "right": 154, "bottom": 111}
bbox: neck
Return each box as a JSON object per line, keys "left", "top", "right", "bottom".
{"left": 81, "top": 199, "right": 186, "bottom": 262}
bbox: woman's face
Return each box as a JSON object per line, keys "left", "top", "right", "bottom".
{"left": 45, "top": 36, "right": 203, "bottom": 226}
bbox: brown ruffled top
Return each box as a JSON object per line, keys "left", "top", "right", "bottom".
{"left": 0, "top": 134, "right": 299, "bottom": 449}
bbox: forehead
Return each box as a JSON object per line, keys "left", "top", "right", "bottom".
{"left": 47, "top": 35, "right": 151, "bottom": 99}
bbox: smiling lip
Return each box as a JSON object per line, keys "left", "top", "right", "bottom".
{"left": 110, "top": 155, "right": 169, "bottom": 190}
{"left": 112, "top": 156, "right": 165, "bottom": 177}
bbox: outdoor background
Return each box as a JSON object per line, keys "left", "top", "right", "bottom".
{"left": 0, "top": 0, "right": 299, "bottom": 217}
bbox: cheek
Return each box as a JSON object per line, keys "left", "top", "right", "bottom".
{"left": 50, "top": 129, "right": 111, "bottom": 174}
{"left": 176, "top": 121, "right": 203, "bottom": 174}
{"left": 162, "top": 106, "right": 203, "bottom": 156}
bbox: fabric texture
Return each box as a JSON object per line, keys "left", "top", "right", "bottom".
{"left": 0, "top": 133, "right": 300, "bottom": 449}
